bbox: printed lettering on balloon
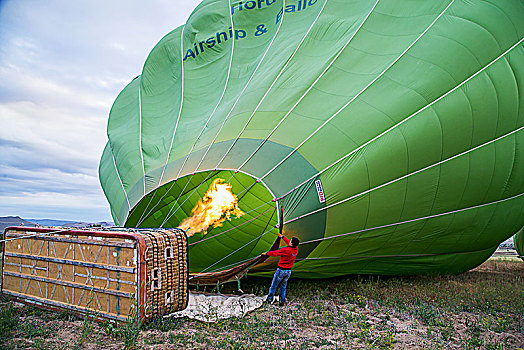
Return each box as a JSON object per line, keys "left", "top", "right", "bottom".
{"left": 183, "top": 0, "right": 319, "bottom": 61}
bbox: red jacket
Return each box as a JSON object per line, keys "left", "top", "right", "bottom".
{"left": 266, "top": 236, "right": 298, "bottom": 269}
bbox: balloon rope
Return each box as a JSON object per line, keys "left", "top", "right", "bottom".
{"left": 213, "top": 0, "right": 321, "bottom": 171}
{"left": 259, "top": 0, "right": 457, "bottom": 182}
{"left": 247, "top": 206, "right": 278, "bottom": 254}
{"left": 298, "top": 191, "right": 524, "bottom": 246}
{"left": 232, "top": 0, "right": 378, "bottom": 174}
{"left": 134, "top": 27, "right": 187, "bottom": 226}
{"left": 192, "top": 242, "right": 497, "bottom": 276}
{"left": 274, "top": 36, "right": 524, "bottom": 203}
{"left": 189, "top": 226, "right": 277, "bottom": 280}
{"left": 203, "top": 255, "right": 257, "bottom": 273}
{"left": 283, "top": 124, "right": 524, "bottom": 226}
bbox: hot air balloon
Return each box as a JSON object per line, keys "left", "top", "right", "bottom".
{"left": 99, "top": 0, "right": 524, "bottom": 281}
{"left": 515, "top": 228, "right": 524, "bottom": 261}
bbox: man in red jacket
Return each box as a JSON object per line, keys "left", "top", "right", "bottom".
{"left": 262, "top": 233, "right": 300, "bottom": 306}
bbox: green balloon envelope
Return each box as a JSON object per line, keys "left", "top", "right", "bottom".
{"left": 514, "top": 228, "right": 524, "bottom": 261}
{"left": 99, "top": 0, "right": 524, "bottom": 277}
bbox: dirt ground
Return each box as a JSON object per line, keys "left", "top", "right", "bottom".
{"left": 1, "top": 258, "right": 522, "bottom": 349}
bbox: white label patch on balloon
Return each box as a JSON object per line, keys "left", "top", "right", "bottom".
{"left": 315, "top": 179, "right": 325, "bottom": 204}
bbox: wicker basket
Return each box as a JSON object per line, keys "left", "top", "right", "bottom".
{"left": 141, "top": 229, "right": 188, "bottom": 319}
{"left": 1, "top": 227, "right": 188, "bottom": 323}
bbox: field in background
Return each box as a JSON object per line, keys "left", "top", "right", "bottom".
{"left": 493, "top": 246, "right": 521, "bottom": 260}
{"left": 0, "top": 258, "right": 522, "bottom": 349}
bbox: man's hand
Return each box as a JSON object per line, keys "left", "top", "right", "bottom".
{"left": 278, "top": 233, "right": 284, "bottom": 238}
{"left": 261, "top": 252, "right": 268, "bottom": 256}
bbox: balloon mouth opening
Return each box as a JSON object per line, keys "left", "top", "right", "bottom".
{"left": 126, "top": 170, "right": 278, "bottom": 276}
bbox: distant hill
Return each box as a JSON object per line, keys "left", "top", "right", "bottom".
{"left": 27, "top": 219, "right": 76, "bottom": 226}
{"left": 0, "top": 217, "right": 114, "bottom": 234}
{"left": 28, "top": 219, "right": 113, "bottom": 228}
{"left": 0, "top": 216, "right": 36, "bottom": 234}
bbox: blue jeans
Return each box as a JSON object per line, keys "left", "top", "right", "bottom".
{"left": 267, "top": 268, "right": 291, "bottom": 304}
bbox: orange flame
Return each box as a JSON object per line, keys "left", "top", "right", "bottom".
{"left": 178, "top": 178, "right": 244, "bottom": 236}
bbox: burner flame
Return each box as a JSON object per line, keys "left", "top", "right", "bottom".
{"left": 178, "top": 178, "right": 244, "bottom": 236}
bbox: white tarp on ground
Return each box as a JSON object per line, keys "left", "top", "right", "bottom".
{"left": 167, "top": 292, "right": 266, "bottom": 322}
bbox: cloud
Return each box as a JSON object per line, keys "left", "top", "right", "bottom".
{"left": 0, "top": 164, "right": 99, "bottom": 195}
{"left": 0, "top": 102, "right": 106, "bottom": 174}
{"left": 0, "top": 0, "right": 202, "bottom": 222}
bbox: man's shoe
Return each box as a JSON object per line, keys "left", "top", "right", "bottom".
{"left": 264, "top": 297, "right": 273, "bottom": 304}
{"left": 279, "top": 301, "right": 285, "bottom": 307}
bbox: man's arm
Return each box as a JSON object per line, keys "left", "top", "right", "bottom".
{"left": 279, "top": 233, "right": 291, "bottom": 246}
{"left": 266, "top": 248, "right": 287, "bottom": 257}
{"left": 261, "top": 234, "right": 291, "bottom": 256}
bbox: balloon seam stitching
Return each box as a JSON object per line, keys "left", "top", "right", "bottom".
{"left": 134, "top": 27, "right": 187, "bottom": 227}
{"left": 214, "top": 0, "right": 324, "bottom": 171}
{"left": 284, "top": 123, "right": 524, "bottom": 225}
{"left": 180, "top": 0, "right": 238, "bottom": 179}
{"left": 159, "top": 0, "right": 290, "bottom": 225}
{"left": 300, "top": 191, "right": 524, "bottom": 246}
{"left": 276, "top": 36, "right": 524, "bottom": 202}
{"left": 158, "top": 26, "right": 186, "bottom": 187}
{"left": 260, "top": 0, "right": 457, "bottom": 181}
{"left": 244, "top": 206, "right": 278, "bottom": 258}
{"left": 158, "top": 1, "right": 238, "bottom": 228}
{"left": 234, "top": 0, "right": 378, "bottom": 174}
{"left": 138, "top": 87, "right": 146, "bottom": 196}
{"left": 110, "top": 146, "right": 131, "bottom": 225}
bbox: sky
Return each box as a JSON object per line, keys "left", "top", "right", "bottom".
{"left": 0, "top": 0, "right": 202, "bottom": 222}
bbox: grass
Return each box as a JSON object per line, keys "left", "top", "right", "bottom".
{"left": 120, "top": 304, "right": 141, "bottom": 349}
{"left": 0, "top": 259, "right": 522, "bottom": 349}
{"left": 0, "top": 301, "right": 19, "bottom": 338}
